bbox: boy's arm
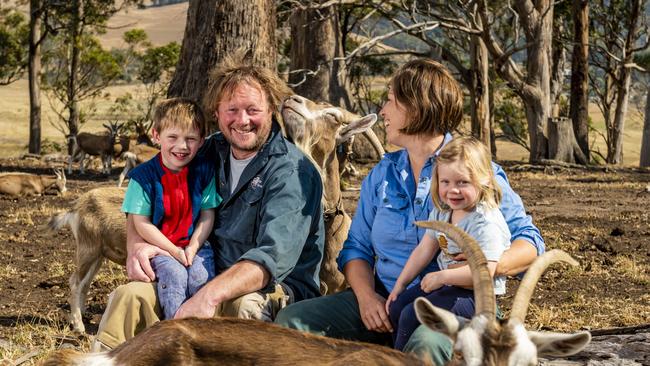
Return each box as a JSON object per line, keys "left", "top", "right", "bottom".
{"left": 421, "top": 261, "right": 498, "bottom": 292}
{"left": 132, "top": 214, "right": 187, "bottom": 266}
{"left": 186, "top": 209, "right": 215, "bottom": 265}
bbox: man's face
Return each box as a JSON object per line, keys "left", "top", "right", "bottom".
{"left": 216, "top": 82, "right": 273, "bottom": 159}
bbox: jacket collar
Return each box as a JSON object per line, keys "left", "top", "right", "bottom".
{"left": 383, "top": 132, "right": 453, "bottom": 166}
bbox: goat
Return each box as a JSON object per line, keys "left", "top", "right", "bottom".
{"left": 68, "top": 122, "right": 122, "bottom": 175}
{"left": 281, "top": 94, "right": 384, "bottom": 294}
{"left": 116, "top": 144, "right": 159, "bottom": 187}
{"left": 43, "top": 222, "right": 589, "bottom": 366}
{"left": 48, "top": 187, "right": 127, "bottom": 333}
{"left": 0, "top": 169, "right": 66, "bottom": 197}
{"left": 414, "top": 221, "right": 591, "bottom": 366}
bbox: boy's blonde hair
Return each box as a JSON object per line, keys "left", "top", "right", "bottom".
{"left": 152, "top": 97, "right": 208, "bottom": 137}
{"left": 431, "top": 136, "right": 502, "bottom": 211}
{"left": 390, "top": 59, "right": 463, "bottom": 136}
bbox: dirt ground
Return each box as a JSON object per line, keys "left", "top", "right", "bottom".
{"left": 0, "top": 157, "right": 649, "bottom": 361}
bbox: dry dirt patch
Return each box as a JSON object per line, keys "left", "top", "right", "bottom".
{"left": 0, "top": 158, "right": 648, "bottom": 364}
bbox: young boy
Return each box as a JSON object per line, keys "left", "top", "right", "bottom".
{"left": 122, "top": 97, "right": 221, "bottom": 320}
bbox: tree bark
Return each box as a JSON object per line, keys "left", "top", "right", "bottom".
{"left": 66, "top": 0, "right": 82, "bottom": 156}
{"left": 167, "top": 0, "right": 277, "bottom": 102}
{"left": 470, "top": 32, "right": 491, "bottom": 152}
{"left": 640, "top": 85, "right": 650, "bottom": 167}
{"left": 569, "top": 0, "right": 590, "bottom": 163}
{"left": 548, "top": 117, "right": 587, "bottom": 164}
{"left": 28, "top": 0, "right": 42, "bottom": 154}
{"left": 289, "top": 4, "right": 350, "bottom": 108}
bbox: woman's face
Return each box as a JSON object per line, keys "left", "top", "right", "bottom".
{"left": 380, "top": 90, "right": 409, "bottom": 147}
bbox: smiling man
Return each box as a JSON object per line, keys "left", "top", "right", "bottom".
{"left": 91, "top": 54, "right": 325, "bottom": 351}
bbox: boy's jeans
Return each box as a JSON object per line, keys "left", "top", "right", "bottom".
{"left": 151, "top": 242, "right": 215, "bottom": 320}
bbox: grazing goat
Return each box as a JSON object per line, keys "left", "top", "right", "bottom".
{"left": 48, "top": 187, "right": 127, "bottom": 333}
{"left": 43, "top": 222, "right": 589, "bottom": 366}
{"left": 0, "top": 169, "right": 66, "bottom": 196}
{"left": 281, "top": 95, "right": 384, "bottom": 294}
{"left": 116, "top": 144, "right": 159, "bottom": 187}
{"left": 414, "top": 221, "right": 591, "bottom": 366}
{"left": 68, "top": 122, "right": 122, "bottom": 175}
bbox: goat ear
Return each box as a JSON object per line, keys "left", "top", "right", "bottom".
{"left": 527, "top": 330, "right": 591, "bottom": 357}
{"left": 335, "top": 114, "right": 378, "bottom": 146}
{"left": 414, "top": 297, "right": 460, "bottom": 337}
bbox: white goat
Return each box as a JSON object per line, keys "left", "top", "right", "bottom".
{"left": 0, "top": 169, "right": 67, "bottom": 197}
{"left": 42, "top": 222, "right": 590, "bottom": 366}
{"left": 68, "top": 122, "right": 122, "bottom": 175}
{"left": 48, "top": 187, "right": 127, "bottom": 333}
{"left": 116, "top": 144, "right": 159, "bottom": 187}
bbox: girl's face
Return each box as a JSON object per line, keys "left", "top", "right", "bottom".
{"left": 437, "top": 159, "right": 480, "bottom": 213}
{"left": 380, "top": 89, "right": 409, "bottom": 147}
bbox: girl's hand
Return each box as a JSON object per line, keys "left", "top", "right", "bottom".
{"left": 385, "top": 284, "right": 404, "bottom": 315}
{"left": 185, "top": 244, "right": 199, "bottom": 266}
{"left": 420, "top": 272, "right": 444, "bottom": 293}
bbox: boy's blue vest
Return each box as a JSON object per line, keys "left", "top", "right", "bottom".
{"left": 128, "top": 154, "right": 215, "bottom": 239}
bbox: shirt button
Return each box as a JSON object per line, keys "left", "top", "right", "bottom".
{"left": 383, "top": 198, "right": 389, "bottom": 203}
{"left": 414, "top": 198, "right": 422, "bottom": 205}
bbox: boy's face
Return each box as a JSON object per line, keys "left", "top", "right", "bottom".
{"left": 152, "top": 124, "right": 204, "bottom": 173}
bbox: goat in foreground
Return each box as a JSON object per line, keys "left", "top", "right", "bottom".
{"left": 48, "top": 187, "right": 127, "bottom": 333}
{"left": 68, "top": 122, "right": 123, "bottom": 175}
{"left": 43, "top": 222, "right": 589, "bottom": 366}
{"left": 0, "top": 169, "right": 66, "bottom": 197}
{"left": 414, "top": 221, "right": 591, "bottom": 366}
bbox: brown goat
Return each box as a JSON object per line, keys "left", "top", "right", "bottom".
{"left": 48, "top": 187, "right": 127, "bottom": 333}
{"left": 68, "top": 122, "right": 122, "bottom": 175}
{"left": 0, "top": 169, "right": 66, "bottom": 197}
{"left": 281, "top": 95, "right": 384, "bottom": 294}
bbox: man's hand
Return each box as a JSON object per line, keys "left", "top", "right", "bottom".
{"left": 174, "top": 285, "right": 217, "bottom": 319}
{"left": 420, "top": 272, "right": 445, "bottom": 293}
{"left": 356, "top": 291, "right": 393, "bottom": 333}
{"left": 126, "top": 240, "right": 169, "bottom": 282}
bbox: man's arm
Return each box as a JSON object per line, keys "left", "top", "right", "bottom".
{"left": 174, "top": 259, "right": 269, "bottom": 319}
{"left": 125, "top": 214, "right": 169, "bottom": 282}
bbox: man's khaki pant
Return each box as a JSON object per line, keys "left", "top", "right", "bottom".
{"left": 92, "top": 281, "right": 292, "bottom": 350}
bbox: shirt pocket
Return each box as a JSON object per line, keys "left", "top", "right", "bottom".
{"left": 223, "top": 188, "right": 263, "bottom": 245}
{"left": 373, "top": 190, "right": 409, "bottom": 238}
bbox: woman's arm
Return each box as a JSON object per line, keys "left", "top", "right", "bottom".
{"left": 344, "top": 259, "right": 393, "bottom": 333}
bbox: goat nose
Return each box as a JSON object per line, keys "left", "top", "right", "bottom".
{"left": 290, "top": 95, "right": 304, "bottom": 104}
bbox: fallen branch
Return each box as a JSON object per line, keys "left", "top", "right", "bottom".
{"left": 589, "top": 324, "right": 650, "bottom": 336}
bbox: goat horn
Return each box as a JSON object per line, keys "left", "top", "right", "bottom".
{"left": 362, "top": 128, "right": 385, "bottom": 157}
{"left": 414, "top": 221, "right": 496, "bottom": 318}
{"left": 509, "top": 249, "right": 579, "bottom": 324}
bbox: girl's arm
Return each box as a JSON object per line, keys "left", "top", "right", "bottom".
{"left": 131, "top": 214, "right": 188, "bottom": 266}
{"left": 421, "top": 261, "right": 498, "bottom": 292}
{"left": 394, "top": 235, "right": 439, "bottom": 291}
{"left": 185, "top": 209, "right": 215, "bottom": 265}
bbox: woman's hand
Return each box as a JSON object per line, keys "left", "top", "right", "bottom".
{"left": 420, "top": 272, "right": 445, "bottom": 293}
{"left": 357, "top": 291, "right": 393, "bottom": 333}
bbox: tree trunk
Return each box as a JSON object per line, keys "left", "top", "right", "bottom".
{"left": 640, "top": 85, "right": 650, "bottom": 167}
{"left": 167, "top": 0, "right": 277, "bottom": 102}
{"left": 569, "top": 0, "right": 590, "bottom": 163}
{"left": 550, "top": 20, "right": 566, "bottom": 118}
{"left": 609, "top": 66, "right": 632, "bottom": 164}
{"left": 28, "top": 0, "right": 42, "bottom": 155}
{"left": 470, "top": 33, "right": 491, "bottom": 152}
{"left": 289, "top": 4, "right": 350, "bottom": 108}
{"left": 66, "top": 0, "right": 82, "bottom": 156}
{"left": 548, "top": 117, "right": 587, "bottom": 163}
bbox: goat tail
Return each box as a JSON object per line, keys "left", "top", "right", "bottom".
{"left": 42, "top": 349, "right": 115, "bottom": 366}
{"left": 48, "top": 211, "right": 79, "bottom": 238}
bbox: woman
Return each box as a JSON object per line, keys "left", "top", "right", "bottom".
{"left": 275, "top": 59, "right": 544, "bottom": 363}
